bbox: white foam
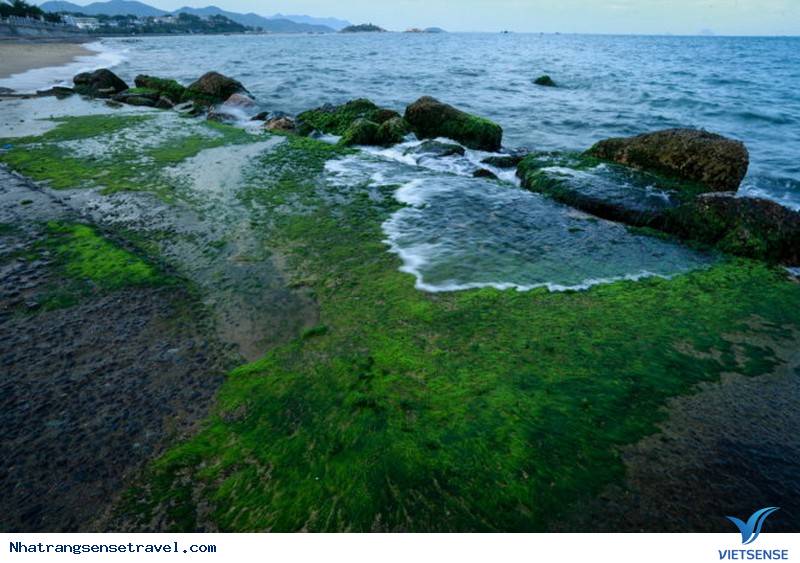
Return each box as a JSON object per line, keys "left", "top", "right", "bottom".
{"left": 0, "top": 41, "right": 126, "bottom": 94}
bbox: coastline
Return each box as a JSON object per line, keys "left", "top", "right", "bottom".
{"left": 0, "top": 41, "right": 95, "bottom": 80}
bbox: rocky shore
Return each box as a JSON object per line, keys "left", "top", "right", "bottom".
{"left": 1, "top": 67, "right": 799, "bottom": 533}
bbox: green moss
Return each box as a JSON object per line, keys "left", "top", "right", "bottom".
{"left": 339, "top": 118, "right": 381, "bottom": 146}
{"left": 0, "top": 115, "right": 260, "bottom": 197}
{"left": 135, "top": 75, "right": 186, "bottom": 102}
{"left": 297, "top": 99, "right": 395, "bottom": 136}
{"left": 119, "top": 135, "right": 800, "bottom": 532}
{"left": 45, "top": 222, "right": 167, "bottom": 290}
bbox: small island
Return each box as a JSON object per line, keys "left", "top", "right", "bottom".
{"left": 340, "top": 23, "right": 386, "bottom": 33}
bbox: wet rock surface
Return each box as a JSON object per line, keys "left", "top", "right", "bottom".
{"left": 183, "top": 71, "right": 248, "bottom": 106}
{"left": 563, "top": 326, "right": 800, "bottom": 532}
{"left": 0, "top": 170, "right": 234, "bottom": 532}
{"left": 73, "top": 69, "right": 129, "bottom": 99}
{"left": 404, "top": 96, "right": 503, "bottom": 151}
{"left": 587, "top": 128, "right": 749, "bottom": 193}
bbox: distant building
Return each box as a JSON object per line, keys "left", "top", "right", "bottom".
{"left": 67, "top": 16, "right": 99, "bottom": 30}
{"left": 153, "top": 15, "right": 177, "bottom": 24}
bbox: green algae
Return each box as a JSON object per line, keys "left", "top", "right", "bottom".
{"left": 45, "top": 222, "right": 167, "bottom": 290}
{"left": 118, "top": 135, "right": 800, "bottom": 532}
{"left": 297, "top": 99, "right": 398, "bottom": 137}
{"left": 0, "top": 114, "right": 261, "bottom": 197}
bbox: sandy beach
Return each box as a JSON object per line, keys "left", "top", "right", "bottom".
{"left": 0, "top": 41, "right": 93, "bottom": 80}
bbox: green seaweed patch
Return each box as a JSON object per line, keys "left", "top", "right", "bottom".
{"left": 0, "top": 115, "right": 261, "bottom": 197}
{"left": 45, "top": 222, "right": 168, "bottom": 290}
{"left": 118, "top": 134, "right": 800, "bottom": 532}
{"left": 297, "top": 99, "right": 398, "bottom": 136}
{"left": 0, "top": 114, "right": 152, "bottom": 146}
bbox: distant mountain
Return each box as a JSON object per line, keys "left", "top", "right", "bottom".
{"left": 40, "top": 0, "right": 167, "bottom": 16}
{"left": 173, "top": 6, "right": 334, "bottom": 32}
{"left": 268, "top": 13, "right": 350, "bottom": 31}
{"left": 39, "top": 0, "right": 338, "bottom": 33}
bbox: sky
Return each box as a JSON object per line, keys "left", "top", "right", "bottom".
{"left": 40, "top": 0, "right": 800, "bottom": 35}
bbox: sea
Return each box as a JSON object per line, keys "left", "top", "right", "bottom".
{"left": 2, "top": 33, "right": 799, "bottom": 291}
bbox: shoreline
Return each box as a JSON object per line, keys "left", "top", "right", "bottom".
{"left": 0, "top": 41, "right": 95, "bottom": 80}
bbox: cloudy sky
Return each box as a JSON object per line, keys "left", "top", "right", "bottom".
{"left": 52, "top": 0, "right": 800, "bottom": 35}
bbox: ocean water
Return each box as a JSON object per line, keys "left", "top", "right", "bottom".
{"left": 2, "top": 33, "right": 799, "bottom": 291}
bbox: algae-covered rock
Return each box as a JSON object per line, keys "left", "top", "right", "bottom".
{"left": 482, "top": 152, "right": 528, "bottom": 168}
{"left": 339, "top": 118, "right": 381, "bottom": 146}
{"left": 586, "top": 128, "right": 749, "bottom": 193}
{"left": 404, "top": 139, "right": 466, "bottom": 158}
{"left": 133, "top": 75, "right": 186, "bottom": 103}
{"left": 73, "top": 69, "right": 128, "bottom": 98}
{"left": 297, "top": 99, "right": 398, "bottom": 137}
{"left": 375, "top": 116, "right": 410, "bottom": 146}
{"left": 404, "top": 96, "right": 502, "bottom": 151}
{"left": 667, "top": 193, "right": 800, "bottom": 264}
{"left": 516, "top": 152, "right": 681, "bottom": 229}
{"left": 534, "top": 75, "right": 557, "bottom": 87}
{"left": 183, "top": 71, "right": 248, "bottom": 106}
{"left": 113, "top": 88, "right": 160, "bottom": 106}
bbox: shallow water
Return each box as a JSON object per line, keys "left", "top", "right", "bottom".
{"left": 6, "top": 32, "right": 793, "bottom": 209}
{"left": 325, "top": 150, "right": 715, "bottom": 291}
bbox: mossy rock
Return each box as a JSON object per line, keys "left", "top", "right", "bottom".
{"left": 297, "top": 99, "right": 399, "bottom": 137}
{"left": 182, "top": 71, "right": 248, "bottom": 106}
{"left": 375, "top": 117, "right": 410, "bottom": 146}
{"left": 339, "top": 118, "right": 381, "bottom": 146}
{"left": 666, "top": 193, "right": 800, "bottom": 264}
{"left": 534, "top": 75, "right": 557, "bottom": 87}
{"left": 404, "top": 96, "right": 502, "bottom": 151}
{"left": 134, "top": 75, "right": 187, "bottom": 103}
{"left": 405, "top": 139, "right": 465, "bottom": 158}
{"left": 586, "top": 128, "right": 749, "bottom": 193}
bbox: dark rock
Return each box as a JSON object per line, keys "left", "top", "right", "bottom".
{"left": 482, "top": 152, "right": 528, "bottom": 168}
{"left": 133, "top": 75, "right": 186, "bottom": 103}
{"left": 405, "top": 139, "right": 466, "bottom": 158}
{"left": 72, "top": 69, "right": 128, "bottom": 98}
{"left": 339, "top": 118, "right": 381, "bottom": 146}
{"left": 0, "top": 87, "right": 15, "bottom": 95}
{"left": 473, "top": 168, "right": 498, "bottom": 179}
{"left": 154, "top": 97, "right": 175, "bottom": 110}
{"left": 113, "top": 88, "right": 160, "bottom": 105}
{"left": 183, "top": 71, "right": 248, "bottom": 106}
{"left": 586, "top": 128, "right": 749, "bottom": 193}
{"left": 251, "top": 111, "right": 269, "bottom": 121}
{"left": 534, "top": 75, "right": 557, "bottom": 87}
{"left": 375, "top": 116, "right": 410, "bottom": 146}
{"left": 666, "top": 193, "right": 800, "bottom": 264}
{"left": 36, "top": 86, "right": 74, "bottom": 99}
{"left": 404, "top": 96, "right": 502, "bottom": 151}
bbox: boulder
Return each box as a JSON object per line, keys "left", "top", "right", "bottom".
{"left": 297, "top": 99, "right": 398, "bottom": 136}
{"left": 73, "top": 69, "right": 128, "bottom": 98}
{"left": 586, "top": 128, "right": 749, "bottom": 193}
{"left": 223, "top": 93, "right": 256, "bottom": 109}
{"left": 133, "top": 75, "right": 186, "bottom": 103}
{"left": 183, "top": 71, "right": 248, "bottom": 106}
{"left": 534, "top": 75, "right": 557, "bottom": 87}
{"left": 482, "top": 152, "right": 528, "bottom": 168}
{"left": 473, "top": 168, "right": 498, "bottom": 179}
{"left": 155, "top": 96, "right": 175, "bottom": 110}
{"left": 375, "top": 116, "right": 410, "bottom": 146}
{"left": 113, "top": 88, "right": 160, "bottom": 106}
{"left": 339, "top": 118, "right": 381, "bottom": 146}
{"left": 666, "top": 193, "right": 800, "bottom": 264}
{"left": 36, "top": 86, "right": 74, "bottom": 98}
{"left": 264, "top": 116, "right": 296, "bottom": 132}
{"left": 404, "top": 96, "right": 502, "bottom": 151}
{"left": 405, "top": 140, "right": 466, "bottom": 158}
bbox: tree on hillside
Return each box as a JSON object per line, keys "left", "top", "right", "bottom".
{"left": 0, "top": 0, "right": 62, "bottom": 21}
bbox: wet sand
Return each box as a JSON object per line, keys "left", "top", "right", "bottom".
{"left": 0, "top": 42, "right": 92, "bottom": 80}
